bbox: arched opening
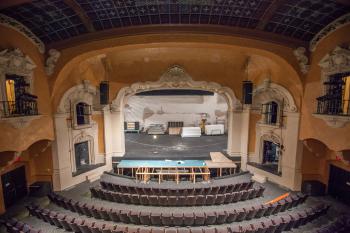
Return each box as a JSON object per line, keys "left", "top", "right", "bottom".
{"left": 123, "top": 89, "right": 229, "bottom": 161}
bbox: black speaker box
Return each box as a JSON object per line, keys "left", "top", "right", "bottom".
{"left": 100, "top": 81, "right": 109, "bottom": 105}
{"left": 242, "top": 80, "right": 253, "bottom": 104}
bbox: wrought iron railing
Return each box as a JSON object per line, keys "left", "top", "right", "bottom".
{"left": 316, "top": 96, "right": 350, "bottom": 116}
{"left": 0, "top": 100, "right": 38, "bottom": 118}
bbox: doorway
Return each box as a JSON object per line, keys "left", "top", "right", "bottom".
{"left": 1, "top": 165, "right": 27, "bottom": 209}
{"left": 328, "top": 165, "right": 350, "bottom": 205}
{"left": 74, "top": 141, "right": 90, "bottom": 171}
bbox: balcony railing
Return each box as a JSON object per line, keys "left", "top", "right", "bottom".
{"left": 1, "top": 100, "right": 38, "bottom": 118}
{"left": 316, "top": 96, "right": 350, "bottom": 116}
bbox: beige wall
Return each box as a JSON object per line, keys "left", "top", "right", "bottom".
{"left": 300, "top": 24, "right": 350, "bottom": 151}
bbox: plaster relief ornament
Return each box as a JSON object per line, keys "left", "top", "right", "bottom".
{"left": 45, "top": 49, "right": 61, "bottom": 76}
{"left": 293, "top": 47, "right": 309, "bottom": 74}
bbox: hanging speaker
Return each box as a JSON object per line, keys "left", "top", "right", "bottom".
{"left": 242, "top": 80, "right": 253, "bottom": 105}
{"left": 100, "top": 81, "right": 109, "bottom": 105}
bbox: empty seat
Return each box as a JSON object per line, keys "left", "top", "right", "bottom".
{"left": 184, "top": 213, "right": 195, "bottom": 226}
{"left": 203, "top": 228, "right": 216, "bottom": 233}
{"left": 172, "top": 213, "right": 184, "bottom": 226}
{"left": 256, "top": 186, "right": 265, "bottom": 197}
{"left": 159, "top": 196, "right": 168, "bottom": 206}
{"left": 204, "top": 212, "right": 216, "bottom": 225}
{"left": 232, "top": 192, "right": 242, "bottom": 203}
{"left": 215, "top": 194, "right": 225, "bottom": 205}
{"left": 196, "top": 195, "right": 206, "bottom": 205}
{"left": 245, "top": 207, "right": 257, "bottom": 220}
{"left": 218, "top": 185, "right": 228, "bottom": 194}
{"left": 210, "top": 186, "right": 219, "bottom": 195}
{"left": 194, "top": 212, "right": 205, "bottom": 226}
{"left": 240, "top": 190, "right": 249, "bottom": 201}
{"left": 140, "top": 195, "right": 149, "bottom": 205}
{"left": 107, "top": 209, "right": 119, "bottom": 222}
{"left": 186, "top": 196, "right": 197, "bottom": 206}
{"left": 161, "top": 213, "right": 173, "bottom": 226}
{"left": 140, "top": 212, "right": 151, "bottom": 225}
{"left": 119, "top": 210, "right": 130, "bottom": 223}
{"left": 120, "top": 193, "right": 131, "bottom": 203}
{"left": 263, "top": 203, "right": 275, "bottom": 216}
{"left": 215, "top": 211, "right": 227, "bottom": 224}
{"left": 150, "top": 213, "right": 162, "bottom": 226}
{"left": 91, "top": 207, "right": 102, "bottom": 219}
{"left": 177, "top": 196, "right": 187, "bottom": 206}
{"left": 254, "top": 205, "right": 266, "bottom": 218}
{"left": 168, "top": 196, "right": 177, "bottom": 206}
{"left": 205, "top": 195, "right": 216, "bottom": 205}
{"left": 130, "top": 211, "right": 140, "bottom": 225}
{"left": 131, "top": 194, "right": 140, "bottom": 205}
{"left": 226, "top": 209, "right": 237, "bottom": 223}
{"left": 149, "top": 195, "right": 159, "bottom": 206}
{"left": 235, "top": 209, "right": 247, "bottom": 222}
{"left": 224, "top": 193, "right": 234, "bottom": 204}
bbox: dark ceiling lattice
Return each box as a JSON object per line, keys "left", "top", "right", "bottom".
{"left": 0, "top": 0, "right": 349, "bottom": 45}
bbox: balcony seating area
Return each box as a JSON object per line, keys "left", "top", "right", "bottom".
{"left": 90, "top": 186, "right": 265, "bottom": 206}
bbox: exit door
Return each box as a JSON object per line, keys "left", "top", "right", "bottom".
{"left": 328, "top": 165, "right": 350, "bottom": 205}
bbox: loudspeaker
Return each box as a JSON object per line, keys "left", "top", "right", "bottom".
{"left": 100, "top": 81, "right": 109, "bottom": 105}
{"left": 242, "top": 80, "right": 253, "bottom": 104}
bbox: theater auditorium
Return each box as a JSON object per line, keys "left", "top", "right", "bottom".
{"left": 0, "top": 0, "right": 349, "bottom": 232}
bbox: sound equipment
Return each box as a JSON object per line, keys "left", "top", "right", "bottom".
{"left": 242, "top": 80, "right": 253, "bottom": 105}
{"left": 100, "top": 81, "right": 109, "bottom": 105}
{"left": 301, "top": 180, "right": 326, "bottom": 196}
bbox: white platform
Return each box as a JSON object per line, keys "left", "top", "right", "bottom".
{"left": 181, "top": 127, "right": 201, "bottom": 137}
{"left": 205, "top": 124, "right": 225, "bottom": 135}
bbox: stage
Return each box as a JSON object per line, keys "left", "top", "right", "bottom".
{"left": 124, "top": 133, "right": 228, "bottom": 160}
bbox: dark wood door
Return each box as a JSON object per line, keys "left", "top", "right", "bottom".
{"left": 1, "top": 165, "right": 27, "bottom": 209}
{"left": 328, "top": 165, "right": 350, "bottom": 205}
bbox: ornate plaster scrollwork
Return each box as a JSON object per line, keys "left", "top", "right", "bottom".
{"left": 318, "top": 46, "right": 350, "bottom": 77}
{"left": 45, "top": 49, "right": 60, "bottom": 76}
{"left": 0, "top": 14, "right": 45, "bottom": 54}
{"left": 314, "top": 46, "right": 350, "bottom": 128}
{"left": 57, "top": 80, "right": 98, "bottom": 114}
{"left": 252, "top": 79, "right": 297, "bottom": 113}
{"left": 293, "top": 47, "right": 309, "bottom": 74}
{"left": 310, "top": 13, "right": 350, "bottom": 52}
{"left": 0, "top": 48, "right": 36, "bottom": 76}
{"left": 112, "top": 65, "right": 241, "bottom": 112}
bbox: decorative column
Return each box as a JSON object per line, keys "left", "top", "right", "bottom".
{"left": 110, "top": 104, "right": 125, "bottom": 157}
{"left": 240, "top": 106, "right": 251, "bottom": 171}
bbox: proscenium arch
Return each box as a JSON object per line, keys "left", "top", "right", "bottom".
{"left": 109, "top": 65, "right": 240, "bottom": 156}
{"left": 51, "top": 33, "right": 304, "bottom": 110}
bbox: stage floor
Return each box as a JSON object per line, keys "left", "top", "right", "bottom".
{"left": 124, "top": 133, "right": 228, "bottom": 160}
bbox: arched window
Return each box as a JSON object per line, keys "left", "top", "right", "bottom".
{"left": 76, "top": 102, "right": 91, "bottom": 125}
{"left": 262, "top": 101, "right": 278, "bottom": 125}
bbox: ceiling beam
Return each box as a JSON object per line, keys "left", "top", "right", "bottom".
{"left": 63, "top": 0, "right": 95, "bottom": 33}
{"left": 0, "top": 0, "right": 31, "bottom": 9}
{"left": 256, "top": 0, "right": 286, "bottom": 30}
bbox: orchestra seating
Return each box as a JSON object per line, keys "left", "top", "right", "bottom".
{"left": 89, "top": 186, "right": 265, "bottom": 206}
{"left": 46, "top": 191, "right": 309, "bottom": 226}
{"left": 25, "top": 200, "right": 329, "bottom": 233}
{"left": 1, "top": 174, "right": 340, "bottom": 233}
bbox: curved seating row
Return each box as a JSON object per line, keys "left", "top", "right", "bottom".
{"left": 100, "top": 181, "right": 254, "bottom": 196}
{"left": 315, "top": 215, "right": 350, "bottom": 233}
{"left": 47, "top": 192, "right": 308, "bottom": 226}
{"left": 26, "top": 203, "right": 329, "bottom": 233}
{"left": 90, "top": 186, "right": 265, "bottom": 206}
{"left": 0, "top": 218, "right": 41, "bottom": 233}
